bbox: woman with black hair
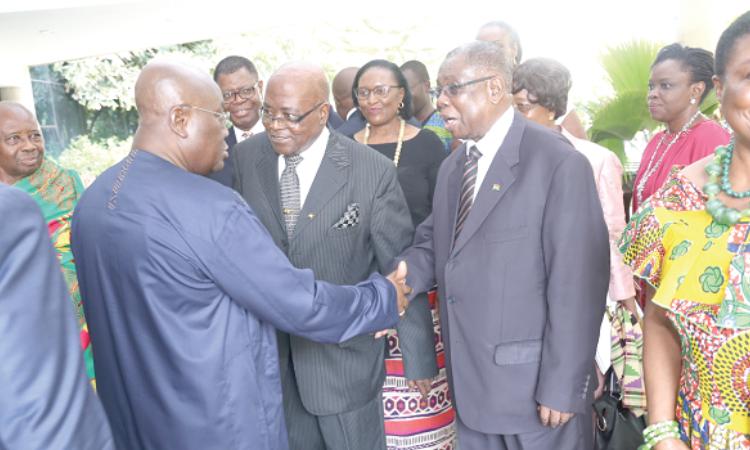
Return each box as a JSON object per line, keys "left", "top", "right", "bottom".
{"left": 621, "top": 11, "right": 750, "bottom": 449}
{"left": 632, "top": 43, "right": 731, "bottom": 213}
{"left": 352, "top": 60, "right": 446, "bottom": 227}
{"left": 352, "top": 60, "right": 454, "bottom": 450}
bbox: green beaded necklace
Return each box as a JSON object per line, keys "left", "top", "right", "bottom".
{"left": 704, "top": 137, "right": 750, "bottom": 225}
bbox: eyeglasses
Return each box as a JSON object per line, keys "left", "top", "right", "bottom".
{"left": 431, "top": 76, "right": 496, "bottom": 99}
{"left": 354, "top": 85, "right": 402, "bottom": 100}
{"left": 260, "top": 101, "right": 325, "bottom": 126}
{"left": 513, "top": 101, "right": 538, "bottom": 114}
{"left": 180, "top": 104, "right": 230, "bottom": 125}
{"left": 222, "top": 82, "right": 260, "bottom": 103}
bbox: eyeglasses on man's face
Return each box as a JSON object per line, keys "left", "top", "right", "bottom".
{"left": 260, "top": 101, "right": 325, "bottom": 127}
{"left": 180, "top": 104, "right": 230, "bottom": 126}
{"left": 354, "top": 85, "right": 401, "bottom": 100}
{"left": 431, "top": 76, "right": 496, "bottom": 99}
{"left": 222, "top": 82, "right": 260, "bottom": 103}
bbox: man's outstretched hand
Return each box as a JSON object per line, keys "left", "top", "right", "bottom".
{"left": 375, "top": 261, "right": 412, "bottom": 339}
{"left": 387, "top": 261, "right": 411, "bottom": 317}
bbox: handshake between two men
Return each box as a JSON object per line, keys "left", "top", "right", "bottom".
{"left": 374, "top": 261, "right": 412, "bottom": 339}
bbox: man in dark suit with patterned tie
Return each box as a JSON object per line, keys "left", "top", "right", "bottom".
{"left": 232, "top": 62, "right": 436, "bottom": 450}
{"left": 210, "top": 56, "right": 265, "bottom": 187}
{"left": 398, "top": 41, "right": 610, "bottom": 449}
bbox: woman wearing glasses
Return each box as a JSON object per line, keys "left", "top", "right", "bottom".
{"left": 351, "top": 60, "right": 454, "bottom": 450}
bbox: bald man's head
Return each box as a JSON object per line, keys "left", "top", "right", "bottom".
{"left": 332, "top": 66, "right": 358, "bottom": 119}
{"left": 263, "top": 62, "right": 330, "bottom": 156}
{"left": 0, "top": 101, "right": 44, "bottom": 184}
{"left": 132, "top": 60, "right": 229, "bottom": 175}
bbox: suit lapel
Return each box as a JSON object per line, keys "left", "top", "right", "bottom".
{"left": 452, "top": 112, "right": 525, "bottom": 254}
{"left": 294, "top": 133, "right": 349, "bottom": 238}
{"left": 257, "top": 141, "right": 284, "bottom": 232}
{"left": 445, "top": 145, "right": 467, "bottom": 252}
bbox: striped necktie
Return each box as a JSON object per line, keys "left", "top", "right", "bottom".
{"left": 454, "top": 145, "right": 482, "bottom": 240}
{"left": 280, "top": 154, "right": 303, "bottom": 239}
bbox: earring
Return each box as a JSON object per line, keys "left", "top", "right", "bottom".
{"left": 690, "top": 98, "right": 697, "bottom": 105}
{"left": 398, "top": 101, "right": 405, "bottom": 110}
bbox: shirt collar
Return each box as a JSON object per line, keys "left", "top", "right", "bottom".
{"left": 465, "top": 106, "right": 514, "bottom": 160}
{"left": 281, "top": 126, "right": 329, "bottom": 167}
{"left": 234, "top": 119, "right": 265, "bottom": 142}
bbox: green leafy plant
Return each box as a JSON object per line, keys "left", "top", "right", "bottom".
{"left": 55, "top": 135, "right": 132, "bottom": 186}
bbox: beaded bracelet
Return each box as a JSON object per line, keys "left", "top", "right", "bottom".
{"left": 638, "top": 420, "right": 680, "bottom": 450}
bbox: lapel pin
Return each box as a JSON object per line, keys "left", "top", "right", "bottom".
{"left": 307, "top": 213, "right": 316, "bottom": 219}
{"left": 492, "top": 183, "right": 502, "bottom": 191}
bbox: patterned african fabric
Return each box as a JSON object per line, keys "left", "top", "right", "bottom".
{"left": 422, "top": 111, "right": 453, "bottom": 154}
{"left": 608, "top": 302, "right": 646, "bottom": 417}
{"left": 383, "top": 290, "right": 456, "bottom": 450}
{"left": 14, "top": 158, "right": 95, "bottom": 386}
{"left": 620, "top": 170, "right": 750, "bottom": 449}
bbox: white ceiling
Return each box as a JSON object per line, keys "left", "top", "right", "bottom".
{"left": 0, "top": 0, "right": 327, "bottom": 85}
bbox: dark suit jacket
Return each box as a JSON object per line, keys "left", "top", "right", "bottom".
{"left": 401, "top": 111, "right": 609, "bottom": 434}
{"left": 207, "top": 127, "right": 238, "bottom": 187}
{"left": 232, "top": 130, "right": 437, "bottom": 415}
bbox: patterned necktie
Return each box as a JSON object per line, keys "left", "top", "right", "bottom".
{"left": 240, "top": 131, "right": 252, "bottom": 141}
{"left": 454, "top": 145, "right": 482, "bottom": 240}
{"left": 280, "top": 153, "right": 303, "bottom": 239}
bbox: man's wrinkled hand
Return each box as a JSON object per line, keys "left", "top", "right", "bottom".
{"left": 386, "top": 261, "right": 412, "bottom": 317}
{"left": 537, "top": 404, "right": 574, "bottom": 428}
{"left": 408, "top": 378, "right": 432, "bottom": 401}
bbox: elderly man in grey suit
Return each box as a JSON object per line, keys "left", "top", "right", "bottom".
{"left": 232, "top": 62, "right": 436, "bottom": 450}
{"left": 398, "top": 42, "right": 609, "bottom": 450}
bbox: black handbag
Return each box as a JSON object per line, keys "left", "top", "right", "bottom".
{"left": 593, "top": 369, "right": 646, "bottom": 450}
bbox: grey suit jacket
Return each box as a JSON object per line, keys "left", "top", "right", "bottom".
{"left": 401, "top": 112, "right": 609, "bottom": 434}
{"left": 233, "top": 130, "right": 437, "bottom": 415}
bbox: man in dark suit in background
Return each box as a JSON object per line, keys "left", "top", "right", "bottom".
{"left": 398, "top": 41, "right": 609, "bottom": 450}
{"left": 233, "top": 62, "right": 436, "bottom": 450}
{"left": 210, "top": 55, "right": 265, "bottom": 187}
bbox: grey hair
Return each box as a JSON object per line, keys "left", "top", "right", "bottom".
{"left": 443, "top": 41, "right": 513, "bottom": 89}
{"left": 512, "top": 58, "right": 572, "bottom": 119}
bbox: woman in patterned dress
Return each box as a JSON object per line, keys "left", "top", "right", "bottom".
{"left": 621, "top": 12, "right": 750, "bottom": 449}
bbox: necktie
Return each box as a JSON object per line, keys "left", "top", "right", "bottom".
{"left": 280, "top": 154, "right": 303, "bottom": 239}
{"left": 240, "top": 131, "right": 252, "bottom": 141}
{"left": 454, "top": 145, "right": 482, "bottom": 240}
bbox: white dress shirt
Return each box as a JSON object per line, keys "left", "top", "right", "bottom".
{"left": 234, "top": 120, "right": 265, "bottom": 143}
{"left": 464, "top": 106, "right": 514, "bottom": 201}
{"left": 277, "top": 127, "right": 329, "bottom": 207}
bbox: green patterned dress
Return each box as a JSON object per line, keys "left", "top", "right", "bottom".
{"left": 14, "top": 158, "right": 95, "bottom": 387}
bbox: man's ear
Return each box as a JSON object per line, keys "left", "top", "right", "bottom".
{"left": 319, "top": 103, "right": 330, "bottom": 126}
{"left": 487, "top": 77, "right": 505, "bottom": 104}
{"left": 169, "top": 105, "right": 190, "bottom": 138}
